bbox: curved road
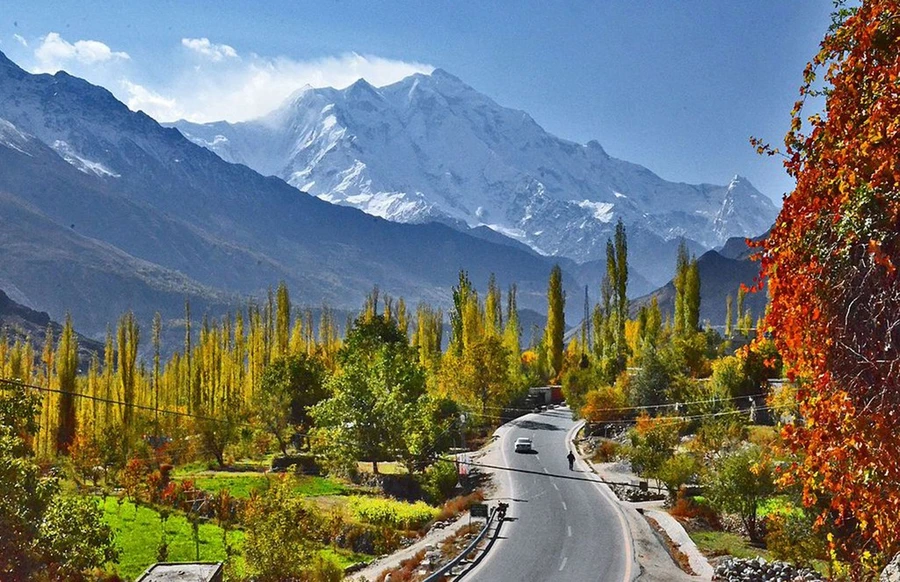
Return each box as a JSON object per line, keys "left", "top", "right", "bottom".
{"left": 464, "top": 407, "right": 634, "bottom": 582}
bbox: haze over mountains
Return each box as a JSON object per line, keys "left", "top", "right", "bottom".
{"left": 172, "top": 69, "right": 778, "bottom": 282}
{"left": 0, "top": 49, "right": 773, "bottom": 342}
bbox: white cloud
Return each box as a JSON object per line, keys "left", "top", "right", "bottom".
{"left": 156, "top": 51, "right": 434, "bottom": 123}
{"left": 33, "top": 32, "right": 129, "bottom": 73}
{"left": 20, "top": 32, "right": 432, "bottom": 124}
{"left": 181, "top": 37, "right": 238, "bottom": 62}
{"left": 13, "top": 34, "right": 27, "bottom": 48}
{"left": 121, "top": 80, "right": 184, "bottom": 121}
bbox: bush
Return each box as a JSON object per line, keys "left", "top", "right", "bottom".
{"left": 39, "top": 495, "right": 119, "bottom": 579}
{"left": 347, "top": 496, "right": 439, "bottom": 530}
{"left": 704, "top": 445, "right": 776, "bottom": 543}
{"left": 419, "top": 460, "right": 458, "bottom": 504}
{"left": 271, "top": 453, "right": 320, "bottom": 475}
{"left": 591, "top": 440, "right": 620, "bottom": 463}
{"left": 435, "top": 491, "right": 484, "bottom": 522}
{"left": 242, "top": 482, "right": 322, "bottom": 580}
{"left": 765, "top": 508, "right": 827, "bottom": 569}
{"left": 306, "top": 554, "right": 344, "bottom": 582}
{"left": 670, "top": 494, "right": 721, "bottom": 529}
{"left": 657, "top": 454, "right": 697, "bottom": 501}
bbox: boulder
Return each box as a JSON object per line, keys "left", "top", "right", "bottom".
{"left": 881, "top": 554, "right": 900, "bottom": 582}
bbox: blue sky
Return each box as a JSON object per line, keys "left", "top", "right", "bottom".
{"left": 1, "top": 1, "right": 835, "bottom": 204}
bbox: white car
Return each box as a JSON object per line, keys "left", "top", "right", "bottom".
{"left": 514, "top": 437, "right": 533, "bottom": 453}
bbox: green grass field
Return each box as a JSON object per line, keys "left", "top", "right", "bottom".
{"left": 177, "top": 471, "right": 347, "bottom": 498}
{"left": 99, "top": 496, "right": 244, "bottom": 581}
{"left": 100, "top": 493, "right": 370, "bottom": 580}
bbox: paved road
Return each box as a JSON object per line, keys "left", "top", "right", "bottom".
{"left": 464, "top": 407, "right": 634, "bottom": 582}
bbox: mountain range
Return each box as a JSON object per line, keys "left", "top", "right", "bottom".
{"left": 0, "top": 51, "right": 579, "bottom": 340}
{"left": 0, "top": 50, "right": 777, "bottom": 344}
{"left": 172, "top": 69, "right": 778, "bottom": 284}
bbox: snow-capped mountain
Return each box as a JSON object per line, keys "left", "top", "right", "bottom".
{"left": 0, "top": 50, "right": 584, "bottom": 336}
{"left": 172, "top": 69, "right": 779, "bottom": 271}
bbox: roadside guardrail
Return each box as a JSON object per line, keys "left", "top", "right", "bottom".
{"left": 422, "top": 502, "right": 506, "bottom": 581}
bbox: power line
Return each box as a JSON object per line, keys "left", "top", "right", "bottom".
{"left": 461, "top": 405, "right": 772, "bottom": 427}
{"left": 460, "top": 391, "right": 769, "bottom": 415}
{"left": 0, "top": 377, "right": 258, "bottom": 429}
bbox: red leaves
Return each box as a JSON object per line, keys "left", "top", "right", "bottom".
{"left": 759, "top": 0, "right": 900, "bottom": 567}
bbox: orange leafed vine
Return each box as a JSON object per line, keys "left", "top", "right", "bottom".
{"left": 760, "top": 0, "right": 900, "bottom": 569}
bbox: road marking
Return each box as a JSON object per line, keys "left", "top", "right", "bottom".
{"left": 567, "top": 526, "right": 572, "bottom": 537}
{"left": 559, "top": 556, "right": 568, "bottom": 571}
{"left": 561, "top": 501, "right": 567, "bottom": 511}
{"left": 567, "top": 420, "right": 635, "bottom": 582}
{"left": 552, "top": 482, "right": 559, "bottom": 491}
{"left": 542, "top": 467, "right": 549, "bottom": 474}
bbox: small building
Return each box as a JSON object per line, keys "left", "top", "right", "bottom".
{"left": 136, "top": 562, "right": 223, "bottom": 582}
{"left": 528, "top": 385, "right": 564, "bottom": 405}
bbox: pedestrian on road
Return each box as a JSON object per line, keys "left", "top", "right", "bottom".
{"left": 567, "top": 450, "right": 575, "bottom": 470}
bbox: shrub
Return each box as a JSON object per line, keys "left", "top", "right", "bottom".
{"left": 591, "top": 439, "right": 620, "bottom": 463}
{"left": 670, "top": 494, "right": 721, "bottom": 529}
{"left": 306, "top": 554, "right": 344, "bottom": 582}
{"left": 38, "top": 495, "right": 119, "bottom": 580}
{"left": 765, "top": 507, "right": 827, "bottom": 569}
{"left": 435, "top": 491, "right": 484, "bottom": 522}
{"left": 704, "top": 445, "right": 776, "bottom": 543}
{"left": 419, "top": 460, "right": 458, "bottom": 504}
{"left": 242, "top": 482, "right": 322, "bottom": 580}
{"left": 347, "top": 496, "right": 439, "bottom": 530}
{"left": 657, "top": 454, "right": 697, "bottom": 502}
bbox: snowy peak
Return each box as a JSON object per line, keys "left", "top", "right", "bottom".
{"left": 170, "top": 68, "right": 778, "bottom": 268}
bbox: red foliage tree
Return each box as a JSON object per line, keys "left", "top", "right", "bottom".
{"left": 759, "top": 0, "right": 900, "bottom": 571}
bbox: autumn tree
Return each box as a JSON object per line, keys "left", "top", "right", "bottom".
{"left": 449, "top": 271, "right": 474, "bottom": 356}
{"left": 757, "top": 0, "right": 900, "bottom": 568}
{"left": 544, "top": 265, "right": 565, "bottom": 379}
{"left": 55, "top": 315, "right": 78, "bottom": 453}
